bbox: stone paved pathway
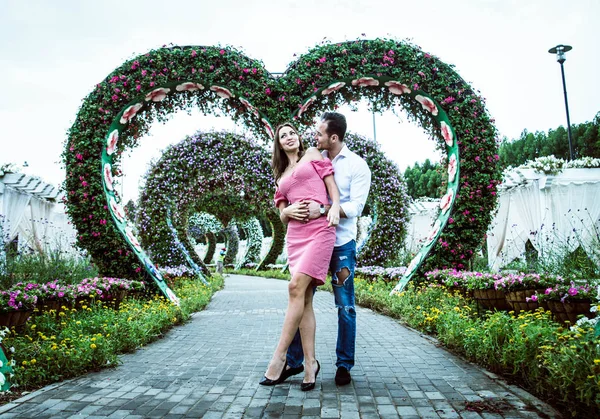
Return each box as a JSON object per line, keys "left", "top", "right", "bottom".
{"left": 0, "top": 275, "right": 561, "bottom": 418}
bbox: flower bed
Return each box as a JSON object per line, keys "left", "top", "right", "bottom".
{"left": 353, "top": 273, "right": 600, "bottom": 416}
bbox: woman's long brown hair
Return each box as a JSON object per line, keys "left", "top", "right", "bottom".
{"left": 271, "top": 123, "right": 306, "bottom": 184}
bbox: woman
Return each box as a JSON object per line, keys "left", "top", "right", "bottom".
{"left": 260, "top": 123, "right": 340, "bottom": 391}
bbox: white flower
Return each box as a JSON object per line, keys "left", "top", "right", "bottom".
{"left": 415, "top": 95, "right": 438, "bottom": 116}
{"left": 144, "top": 88, "right": 171, "bottom": 102}
{"left": 119, "top": 103, "right": 143, "bottom": 125}
{"left": 176, "top": 82, "right": 204, "bottom": 92}
{"left": 351, "top": 77, "right": 379, "bottom": 87}
{"left": 321, "top": 82, "right": 346, "bottom": 95}
{"left": 106, "top": 130, "right": 119, "bottom": 155}
{"left": 210, "top": 85, "right": 234, "bottom": 99}
{"left": 384, "top": 81, "right": 411, "bottom": 95}
{"left": 0, "top": 372, "right": 5, "bottom": 386}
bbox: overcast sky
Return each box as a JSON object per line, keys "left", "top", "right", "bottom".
{"left": 1, "top": 0, "right": 598, "bottom": 203}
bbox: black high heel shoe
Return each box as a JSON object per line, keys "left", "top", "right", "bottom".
{"left": 301, "top": 360, "right": 320, "bottom": 391}
{"left": 259, "top": 360, "right": 288, "bottom": 386}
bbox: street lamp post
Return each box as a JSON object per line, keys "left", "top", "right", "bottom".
{"left": 548, "top": 44, "right": 574, "bottom": 161}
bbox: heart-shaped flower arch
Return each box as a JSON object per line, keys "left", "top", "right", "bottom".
{"left": 63, "top": 39, "right": 501, "bottom": 300}
{"left": 137, "top": 130, "right": 275, "bottom": 273}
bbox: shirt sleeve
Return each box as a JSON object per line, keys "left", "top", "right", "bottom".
{"left": 274, "top": 188, "right": 287, "bottom": 207}
{"left": 310, "top": 158, "right": 334, "bottom": 179}
{"left": 339, "top": 159, "right": 371, "bottom": 218}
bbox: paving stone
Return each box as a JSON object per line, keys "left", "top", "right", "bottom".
{"left": 1, "top": 275, "right": 562, "bottom": 418}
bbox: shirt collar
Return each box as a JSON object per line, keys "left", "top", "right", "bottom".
{"left": 324, "top": 144, "right": 349, "bottom": 160}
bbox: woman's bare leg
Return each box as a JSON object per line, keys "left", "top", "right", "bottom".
{"left": 264, "top": 272, "right": 314, "bottom": 380}
{"left": 299, "top": 287, "right": 318, "bottom": 383}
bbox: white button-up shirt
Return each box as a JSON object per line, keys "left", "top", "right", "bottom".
{"left": 323, "top": 144, "right": 372, "bottom": 247}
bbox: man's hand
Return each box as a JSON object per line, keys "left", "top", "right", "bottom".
{"left": 304, "top": 200, "right": 325, "bottom": 220}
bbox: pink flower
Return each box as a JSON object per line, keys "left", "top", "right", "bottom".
{"left": 415, "top": 95, "right": 438, "bottom": 115}
{"left": 447, "top": 154, "right": 457, "bottom": 182}
{"left": 384, "top": 81, "right": 411, "bottom": 95}
{"left": 298, "top": 96, "right": 316, "bottom": 117}
{"left": 106, "top": 130, "right": 119, "bottom": 155}
{"left": 568, "top": 287, "right": 578, "bottom": 296}
{"left": 440, "top": 121, "right": 453, "bottom": 146}
{"left": 440, "top": 189, "right": 454, "bottom": 214}
{"left": 526, "top": 295, "right": 538, "bottom": 302}
{"left": 144, "top": 87, "right": 171, "bottom": 102}
{"left": 103, "top": 164, "right": 113, "bottom": 191}
{"left": 321, "top": 82, "right": 346, "bottom": 95}
{"left": 351, "top": 77, "right": 379, "bottom": 87}
{"left": 119, "top": 103, "right": 143, "bottom": 125}
{"left": 210, "top": 85, "right": 234, "bottom": 99}
{"left": 176, "top": 82, "right": 204, "bottom": 92}
{"left": 109, "top": 197, "right": 126, "bottom": 223}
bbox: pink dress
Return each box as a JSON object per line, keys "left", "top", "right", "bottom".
{"left": 274, "top": 159, "right": 336, "bottom": 285}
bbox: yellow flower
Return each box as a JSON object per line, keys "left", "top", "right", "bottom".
{"left": 76, "top": 321, "right": 81, "bottom": 325}
{"left": 22, "top": 360, "right": 28, "bottom": 366}
{"left": 594, "top": 359, "right": 600, "bottom": 365}
{"left": 31, "top": 359, "right": 36, "bottom": 364}
{"left": 30, "top": 324, "right": 36, "bottom": 330}
{"left": 90, "top": 343, "right": 97, "bottom": 349}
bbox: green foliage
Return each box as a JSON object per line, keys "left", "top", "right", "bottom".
{"left": 353, "top": 275, "right": 600, "bottom": 416}
{"left": 227, "top": 268, "right": 290, "bottom": 280}
{"left": 0, "top": 252, "right": 98, "bottom": 289}
{"left": 137, "top": 131, "right": 273, "bottom": 271}
{"left": 403, "top": 159, "right": 443, "bottom": 199}
{"left": 257, "top": 209, "right": 286, "bottom": 269}
{"left": 3, "top": 276, "right": 223, "bottom": 390}
{"left": 499, "top": 112, "right": 600, "bottom": 168}
{"left": 63, "top": 39, "right": 500, "bottom": 285}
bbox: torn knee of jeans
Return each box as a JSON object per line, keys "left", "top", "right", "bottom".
{"left": 335, "top": 304, "right": 355, "bottom": 313}
{"left": 332, "top": 267, "right": 351, "bottom": 285}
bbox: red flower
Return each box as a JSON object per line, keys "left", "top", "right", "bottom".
{"left": 144, "top": 87, "right": 171, "bottom": 102}
{"left": 176, "top": 82, "right": 204, "bottom": 92}
{"left": 119, "top": 103, "right": 143, "bottom": 124}
{"left": 415, "top": 95, "right": 438, "bottom": 116}
{"left": 210, "top": 85, "right": 234, "bottom": 99}
{"left": 384, "top": 81, "right": 411, "bottom": 95}
{"left": 351, "top": 77, "right": 379, "bottom": 87}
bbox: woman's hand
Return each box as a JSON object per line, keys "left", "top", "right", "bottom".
{"left": 327, "top": 203, "right": 340, "bottom": 227}
{"left": 283, "top": 202, "right": 310, "bottom": 222}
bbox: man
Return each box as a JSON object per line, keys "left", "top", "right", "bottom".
{"left": 283, "top": 112, "right": 372, "bottom": 386}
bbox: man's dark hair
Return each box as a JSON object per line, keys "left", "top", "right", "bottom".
{"left": 321, "top": 112, "right": 347, "bottom": 142}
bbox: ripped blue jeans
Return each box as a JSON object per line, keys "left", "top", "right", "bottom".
{"left": 287, "top": 240, "right": 356, "bottom": 371}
